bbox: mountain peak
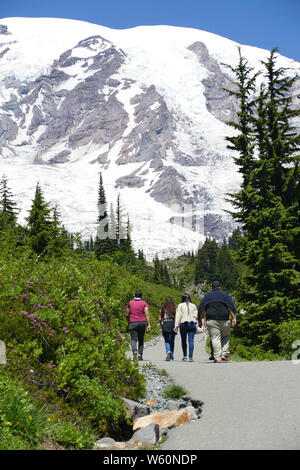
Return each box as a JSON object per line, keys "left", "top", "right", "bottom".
{"left": 0, "top": 17, "right": 299, "bottom": 259}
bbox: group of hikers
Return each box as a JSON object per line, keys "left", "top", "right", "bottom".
{"left": 125, "top": 281, "right": 237, "bottom": 363}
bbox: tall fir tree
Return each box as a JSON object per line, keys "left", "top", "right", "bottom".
{"left": 228, "top": 227, "right": 242, "bottom": 251}
{"left": 224, "top": 48, "right": 300, "bottom": 352}
{"left": 115, "top": 193, "right": 127, "bottom": 245}
{"left": 26, "top": 183, "right": 54, "bottom": 256}
{"left": 0, "top": 174, "right": 18, "bottom": 227}
{"left": 46, "top": 205, "right": 70, "bottom": 257}
{"left": 195, "top": 237, "right": 218, "bottom": 284}
{"left": 216, "top": 239, "right": 239, "bottom": 292}
{"left": 95, "top": 173, "right": 112, "bottom": 258}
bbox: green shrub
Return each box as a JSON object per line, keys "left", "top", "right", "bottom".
{"left": 0, "top": 427, "right": 30, "bottom": 450}
{"left": 162, "top": 384, "right": 187, "bottom": 399}
{"left": 277, "top": 321, "right": 300, "bottom": 359}
{"left": 0, "top": 374, "right": 51, "bottom": 449}
{"left": 0, "top": 254, "right": 147, "bottom": 438}
{"left": 230, "top": 335, "right": 282, "bottom": 361}
{"left": 50, "top": 421, "right": 96, "bottom": 449}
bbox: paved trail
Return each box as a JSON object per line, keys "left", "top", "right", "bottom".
{"left": 142, "top": 334, "right": 300, "bottom": 450}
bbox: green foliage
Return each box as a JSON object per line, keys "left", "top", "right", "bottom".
{"left": 224, "top": 48, "right": 300, "bottom": 353}
{"left": 25, "top": 182, "right": 70, "bottom": 259}
{"left": 152, "top": 256, "right": 172, "bottom": 287}
{"left": 194, "top": 237, "right": 239, "bottom": 292}
{"left": 0, "top": 252, "right": 148, "bottom": 440}
{"left": 50, "top": 421, "right": 96, "bottom": 449}
{"left": 276, "top": 321, "right": 300, "bottom": 359}
{"left": 0, "top": 374, "right": 51, "bottom": 449}
{"left": 0, "top": 174, "right": 18, "bottom": 225}
{"left": 157, "top": 369, "right": 167, "bottom": 376}
{"left": 229, "top": 336, "right": 282, "bottom": 361}
{"left": 162, "top": 384, "right": 187, "bottom": 399}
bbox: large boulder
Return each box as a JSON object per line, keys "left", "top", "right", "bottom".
{"left": 130, "top": 423, "right": 160, "bottom": 445}
{"left": 133, "top": 406, "right": 197, "bottom": 431}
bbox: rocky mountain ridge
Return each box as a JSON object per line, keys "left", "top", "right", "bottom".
{"left": 0, "top": 18, "right": 299, "bottom": 258}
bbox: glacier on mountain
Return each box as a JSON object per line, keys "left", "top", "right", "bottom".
{"left": 0, "top": 17, "right": 299, "bottom": 259}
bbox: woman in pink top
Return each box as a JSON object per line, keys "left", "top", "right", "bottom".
{"left": 126, "top": 290, "right": 151, "bottom": 361}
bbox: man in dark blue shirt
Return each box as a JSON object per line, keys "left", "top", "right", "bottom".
{"left": 198, "top": 281, "right": 236, "bottom": 363}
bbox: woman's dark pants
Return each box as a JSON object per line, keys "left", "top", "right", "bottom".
{"left": 129, "top": 321, "right": 146, "bottom": 358}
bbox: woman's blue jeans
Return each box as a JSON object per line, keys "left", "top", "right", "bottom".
{"left": 179, "top": 322, "right": 195, "bottom": 359}
{"left": 163, "top": 331, "right": 176, "bottom": 360}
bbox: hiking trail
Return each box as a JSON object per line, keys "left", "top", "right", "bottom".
{"left": 142, "top": 333, "right": 300, "bottom": 450}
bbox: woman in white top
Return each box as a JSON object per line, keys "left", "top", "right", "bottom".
{"left": 174, "top": 293, "right": 198, "bottom": 361}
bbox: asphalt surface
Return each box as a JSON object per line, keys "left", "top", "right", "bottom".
{"left": 142, "top": 333, "right": 300, "bottom": 450}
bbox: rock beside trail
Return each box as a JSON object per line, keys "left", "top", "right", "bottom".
{"left": 94, "top": 437, "right": 116, "bottom": 449}
{"left": 94, "top": 437, "right": 150, "bottom": 450}
{"left": 133, "top": 406, "right": 198, "bottom": 432}
{"left": 93, "top": 347, "right": 203, "bottom": 450}
{"left": 130, "top": 423, "right": 160, "bottom": 445}
{"left": 120, "top": 397, "right": 150, "bottom": 419}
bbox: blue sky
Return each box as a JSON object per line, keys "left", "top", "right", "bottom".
{"left": 1, "top": 0, "right": 299, "bottom": 60}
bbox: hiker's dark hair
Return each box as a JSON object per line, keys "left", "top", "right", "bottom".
{"left": 181, "top": 293, "right": 191, "bottom": 303}
{"left": 161, "top": 297, "right": 176, "bottom": 318}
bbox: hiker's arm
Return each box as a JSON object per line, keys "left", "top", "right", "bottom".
{"left": 198, "top": 307, "right": 205, "bottom": 327}
{"left": 125, "top": 305, "right": 130, "bottom": 325}
{"left": 174, "top": 307, "right": 179, "bottom": 333}
{"left": 144, "top": 306, "right": 151, "bottom": 331}
{"left": 229, "top": 308, "right": 236, "bottom": 327}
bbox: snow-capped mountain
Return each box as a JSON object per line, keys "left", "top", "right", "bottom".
{"left": 0, "top": 18, "right": 299, "bottom": 259}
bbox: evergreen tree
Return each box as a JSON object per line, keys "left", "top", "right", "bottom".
{"left": 228, "top": 227, "right": 242, "bottom": 251}
{"left": 45, "top": 205, "right": 70, "bottom": 257}
{"left": 119, "top": 216, "right": 131, "bottom": 252}
{"left": 162, "top": 264, "right": 172, "bottom": 287}
{"left": 89, "top": 236, "right": 94, "bottom": 252}
{"left": 0, "top": 175, "right": 18, "bottom": 227}
{"left": 95, "top": 173, "right": 112, "bottom": 258}
{"left": 216, "top": 239, "right": 239, "bottom": 292}
{"left": 115, "top": 193, "right": 127, "bottom": 245}
{"left": 108, "top": 203, "right": 118, "bottom": 252}
{"left": 224, "top": 48, "right": 300, "bottom": 352}
{"left": 195, "top": 238, "right": 218, "bottom": 284}
{"left": 119, "top": 215, "right": 137, "bottom": 267}
{"left": 26, "top": 183, "right": 54, "bottom": 256}
{"left": 138, "top": 249, "right": 145, "bottom": 262}
{"left": 153, "top": 256, "right": 161, "bottom": 284}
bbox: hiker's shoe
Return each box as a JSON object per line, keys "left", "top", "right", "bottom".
{"left": 214, "top": 359, "right": 221, "bottom": 363}
{"left": 166, "top": 351, "right": 171, "bottom": 361}
{"left": 182, "top": 356, "right": 187, "bottom": 361}
{"left": 138, "top": 355, "right": 143, "bottom": 361}
{"left": 189, "top": 358, "right": 194, "bottom": 362}
{"left": 221, "top": 356, "right": 230, "bottom": 362}
{"left": 133, "top": 352, "right": 138, "bottom": 361}
{"left": 208, "top": 356, "right": 215, "bottom": 361}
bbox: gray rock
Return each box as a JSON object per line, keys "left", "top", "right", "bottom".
{"left": 94, "top": 437, "right": 116, "bottom": 449}
{"left": 166, "top": 400, "right": 179, "bottom": 411}
{"left": 187, "top": 41, "right": 238, "bottom": 123}
{"left": 0, "top": 114, "right": 18, "bottom": 147}
{"left": 121, "top": 397, "right": 150, "bottom": 419}
{"left": 49, "top": 150, "right": 71, "bottom": 164}
{"left": 115, "top": 174, "right": 145, "bottom": 189}
{"left": 130, "top": 423, "right": 160, "bottom": 445}
{"left": 149, "top": 166, "right": 185, "bottom": 206}
{"left": 0, "top": 24, "right": 11, "bottom": 35}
